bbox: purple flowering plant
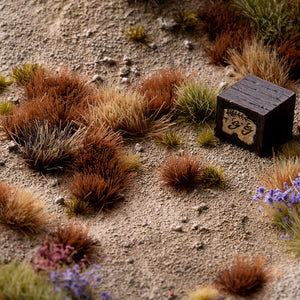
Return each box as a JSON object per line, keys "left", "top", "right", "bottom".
{"left": 50, "top": 264, "right": 112, "bottom": 300}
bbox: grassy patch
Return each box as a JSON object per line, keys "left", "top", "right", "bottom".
{"left": 155, "top": 132, "right": 183, "bottom": 150}
{"left": 200, "top": 165, "right": 225, "bottom": 188}
{"left": 0, "top": 74, "right": 13, "bottom": 93}
{"left": 188, "top": 286, "right": 219, "bottom": 300}
{"left": 196, "top": 127, "right": 219, "bottom": 147}
{"left": 10, "top": 63, "right": 42, "bottom": 86}
{"left": 124, "top": 24, "right": 150, "bottom": 46}
{"left": 173, "top": 10, "right": 198, "bottom": 31}
{"left": 0, "top": 100, "right": 14, "bottom": 115}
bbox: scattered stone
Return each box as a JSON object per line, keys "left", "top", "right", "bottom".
{"left": 193, "top": 203, "right": 208, "bottom": 214}
{"left": 134, "top": 143, "right": 143, "bottom": 152}
{"left": 184, "top": 40, "right": 193, "bottom": 50}
{"left": 199, "top": 226, "right": 210, "bottom": 233}
{"left": 171, "top": 225, "right": 183, "bottom": 232}
{"left": 193, "top": 242, "right": 204, "bottom": 250}
{"left": 50, "top": 179, "right": 60, "bottom": 187}
{"left": 219, "top": 81, "right": 229, "bottom": 90}
{"left": 178, "top": 149, "right": 184, "bottom": 156}
{"left": 0, "top": 160, "right": 5, "bottom": 166}
{"left": 225, "top": 66, "right": 234, "bottom": 77}
{"left": 127, "top": 257, "right": 134, "bottom": 264}
{"left": 158, "top": 17, "right": 177, "bottom": 30}
{"left": 149, "top": 42, "right": 157, "bottom": 50}
{"left": 123, "top": 55, "right": 132, "bottom": 65}
{"left": 102, "top": 56, "right": 116, "bottom": 65}
{"left": 191, "top": 223, "right": 199, "bottom": 230}
{"left": 55, "top": 196, "right": 65, "bottom": 205}
{"left": 86, "top": 30, "right": 92, "bottom": 37}
{"left": 181, "top": 216, "right": 189, "bottom": 223}
{"left": 7, "top": 96, "right": 19, "bottom": 104}
{"left": 90, "top": 74, "right": 103, "bottom": 83}
{"left": 7, "top": 142, "right": 18, "bottom": 152}
{"left": 120, "top": 77, "right": 130, "bottom": 84}
{"left": 141, "top": 222, "right": 148, "bottom": 227}
{"left": 131, "top": 65, "right": 140, "bottom": 76}
{"left": 119, "top": 66, "right": 130, "bottom": 77}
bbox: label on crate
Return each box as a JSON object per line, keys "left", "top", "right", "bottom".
{"left": 222, "top": 109, "right": 256, "bottom": 145}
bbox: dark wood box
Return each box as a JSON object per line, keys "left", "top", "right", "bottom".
{"left": 215, "top": 74, "right": 296, "bottom": 156}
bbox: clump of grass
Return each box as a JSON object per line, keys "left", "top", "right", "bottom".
{"left": 227, "top": 39, "right": 290, "bottom": 87}
{"left": 233, "top": 0, "right": 294, "bottom": 43}
{"left": 0, "top": 100, "right": 14, "bottom": 115}
{"left": 124, "top": 24, "right": 150, "bottom": 46}
{"left": 155, "top": 132, "right": 183, "bottom": 150}
{"left": 10, "top": 121, "right": 85, "bottom": 172}
{"left": 52, "top": 221, "right": 99, "bottom": 263}
{"left": 173, "top": 10, "right": 198, "bottom": 31}
{"left": 0, "top": 260, "right": 67, "bottom": 300}
{"left": 122, "top": 150, "right": 145, "bottom": 172}
{"left": 0, "top": 181, "right": 51, "bottom": 233}
{"left": 159, "top": 153, "right": 204, "bottom": 190}
{"left": 200, "top": 165, "right": 225, "bottom": 188}
{"left": 85, "top": 85, "right": 164, "bottom": 136}
{"left": 10, "top": 63, "right": 42, "bottom": 86}
{"left": 258, "top": 157, "right": 300, "bottom": 190}
{"left": 0, "top": 74, "right": 13, "bottom": 93}
{"left": 277, "top": 140, "right": 300, "bottom": 158}
{"left": 175, "top": 80, "right": 217, "bottom": 125}
{"left": 215, "top": 255, "right": 273, "bottom": 296}
{"left": 64, "top": 198, "right": 92, "bottom": 217}
{"left": 188, "top": 286, "right": 219, "bottom": 300}
{"left": 138, "top": 68, "right": 185, "bottom": 117}
{"left": 196, "top": 127, "right": 219, "bottom": 147}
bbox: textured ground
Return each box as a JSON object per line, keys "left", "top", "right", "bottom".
{"left": 0, "top": 0, "right": 300, "bottom": 299}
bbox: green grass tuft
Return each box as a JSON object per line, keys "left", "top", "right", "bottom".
{"left": 175, "top": 80, "right": 217, "bottom": 125}
{"left": 10, "top": 63, "right": 42, "bottom": 86}
{"left": 124, "top": 24, "right": 150, "bottom": 46}
{"left": 0, "top": 74, "right": 13, "bottom": 93}
{"left": 0, "top": 260, "right": 67, "bottom": 300}
{"left": 64, "top": 198, "right": 92, "bottom": 216}
{"left": 0, "top": 100, "right": 14, "bottom": 115}
{"left": 155, "top": 132, "right": 183, "bottom": 150}
{"left": 196, "top": 127, "right": 219, "bottom": 147}
{"left": 173, "top": 10, "right": 198, "bottom": 31}
{"left": 200, "top": 165, "right": 225, "bottom": 188}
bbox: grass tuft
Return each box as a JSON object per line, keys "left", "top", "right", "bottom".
{"left": 0, "top": 100, "right": 14, "bottom": 115}
{"left": 258, "top": 157, "right": 300, "bottom": 190}
{"left": 52, "top": 221, "right": 99, "bottom": 263}
{"left": 159, "top": 153, "right": 204, "bottom": 190}
{"left": 188, "top": 286, "right": 219, "bottom": 300}
{"left": 0, "top": 260, "right": 67, "bottom": 300}
{"left": 215, "top": 255, "right": 273, "bottom": 296}
{"left": 277, "top": 139, "right": 300, "bottom": 158}
{"left": 64, "top": 198, "right": 92, "bottom": 217}
{"left": 0, "top": 74, "right": 13, "bottom": 93}
{"left": 155, "top": 132, "right": 183, "bottom": 150}
{"left": 175, "top": 80, "right": 217, "bottom": 125}
{"left": 227, "top": 39, "right": 290, "bottom": 87}
{"left": 139, "top": 68, "right": 185, "bottom": 118}
{"left": 124, "top": 24, "right": 150, "bottom": 46}
{"left": 0, "top": 181, "right": 51, "bottom": 233}
{"left": 10, "top": 63, "right": 42, "bottom": 86}
{"left": 173, "top": 10, "right": 198, "bottom": 31}
{"left": 196, "top": 127, "right": 219, "bottom": 147}
{"left": 122, "top": 150, "right": 145, "bottom": 172}
{"left": 200, "top": 165, "right": 225, "bottom": 188}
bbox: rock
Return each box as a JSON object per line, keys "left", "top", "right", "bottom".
{"left": 199, "top": 226, "right": 210, "bottom": 233}
{"left": 0, "top": 160, "right": 6, "bottom": 166}
{"left": 90, "top": 74, "right": 103, "bottom": 83}
{"left": 191, "top": 223, "right": 199, "bottom": 230}
{"left": 219, "top": 81, "right": 229, "bottom": 90}
{"left": 193, "top": 242, "right": 204, "bottom": 250}
{"left": 158, "top": 17, "right": 177, "bottom": 30}
{"left": 50, "top": 179, "right": 60, "bottom": 187}
{"left": 192, "top": 203, "right": 208, "bottom": 213}
{"left": 178, "top": 149, "right": 184, "bottom": 156}
{"left": 131, "top": 65, "right": 140, "bottom": 76}
{"left": 123, "top": 55, "right": 132, "bottom": 65}
{"left": 7, "top": 96, "right": 19, "bottom": 104}
{"left": 120, "top": 77, "right": 130, "bottom": 84}
{"left": 134, "top": 143, "right": 143, "bottom": 152}
{"left": 55, "top": 196, "right": 65, "bottom": 205}
{"left": 127, "top": 257, "right": 134, "bottom": 264}
{"left": 119, "top": 66, "right": 130, "bottom": 77}
{"left": 181, "top": 216, "right": 189, "bottom": 223}
{"left": 184, "top": 40, "right": 193, "bottom": 50}
{"left": 7, "top": 142, "right": 19, "bottom": 152}
{"left": 225, "top": 66, "right": 234, "bottom": 77}
{"left": 102, "top": 56, "right": 116, "bottom": 65}
{"left": 149, "top": 42, "right": 157, "bottom": 50}
{"left": 171, "top": 225, "right": 183, "bottom": 232}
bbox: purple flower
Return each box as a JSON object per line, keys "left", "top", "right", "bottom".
{"left": 101, "top": 291, "right": 112, "bottom": 299}
{"left": 284, "top": 216, "right": 291, "bottom": 223}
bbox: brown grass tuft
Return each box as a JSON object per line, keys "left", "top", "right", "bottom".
{"left": 215, "top": 255, "right": 273, "bottom": 296}
{"left": 0, "top": 181, "right": 51, "bottom": 233}
{"left": 159, "top": 153, "right": 204, "bottom": 190}
{"left": 138, "top": 68, "right": 185, "bottom": 117}
{"left": 52, "top": 221, "right": 99, "bottom": 262}
{"left": 227, "top": 39, "right": 290, "bottom": 87}
{"left": 258, "top": 157, "right": 300, "bottom": 190}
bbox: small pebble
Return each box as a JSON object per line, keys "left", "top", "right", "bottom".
{"left": 191, "top": 223, "right": 199, "bottom": 230}
{"left": 55, "top": 196, "right": 65, "bottom": 205}
{"left": 134, "top": 143, "right": 143, "bottom": 152}
{"left": 0, "top": 160, "right": 6, "bottom": 166}
{"left": 123, "top": 55, "right": 132, "bottom": 65}
{"left": 184, "top": 40, "right": 193, "bottom": 50}
{"left": 7, "top": 142, "right": 19, "bottom": 152}
{"left": 127, "top": 258, "right": 134, "bottom": 264}
{"left": 181, "top": 216, "right": 189, "bottom": 223}
{"left": 119, "top": 66, "right": 130, "bottom": 77}
{"left": 171, "top": 225, "right": 183, "bottom": 232}
{"left": 149, "top": 42, "right": 157, "bottom": 50}
{"left": 102, "top": 56, "right": 116, "bottom": 65}
{"left": 120, "top": 77, "right": 130, "bottom": 84}
{"left": 90, "top": 74, "right": 103, "bottom": 83}
{"left": 158, "top": 17, "right": 177, "bottom": 30}
{"left": 193, "top": 242, "right": 204, "bottom": 250}
{"left": 219, "top": 81, "right": 229, "bottom": 90}
{"left": 50, "top": 179, "right": 60, "bottom": 187}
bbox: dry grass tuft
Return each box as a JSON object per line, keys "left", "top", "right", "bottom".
{"left": 84, "top": 85, "right": 164, "bottom": 136}
{"left": 227, "top": 39, "right": 290, "bottom": 87}
{"left": 52, "top": 221, "right": 99, "bottom": 262}
{"left": 215, "top": 255, "right": 273, "bottom": 296}
{"left": 138, "top": 68, "right": 185, "bottom": 117}
{"left": 159, "top": 153, "right": 204, "bottom": 190}
{"left": 188, "top": 286, "right": 219, "bottom": 300}
{"left": 258, "top": 157, "right": 300, "bottom": 190}
{"left": 155, "top": 132, "right": 183, "bottom": 150}
{"left": 277, "top": 139, "right": 300, "bottom": 158}
{"left": 0, "top": 181, "right": 51, "bottom": 233}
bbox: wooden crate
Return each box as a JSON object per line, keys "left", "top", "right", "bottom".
{"left": 215, "top": 74, "right": 296, "bottom": 156}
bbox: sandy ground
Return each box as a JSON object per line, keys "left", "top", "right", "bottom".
{"left": 0, "top": 0, "right": 300, "bottom": 299}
